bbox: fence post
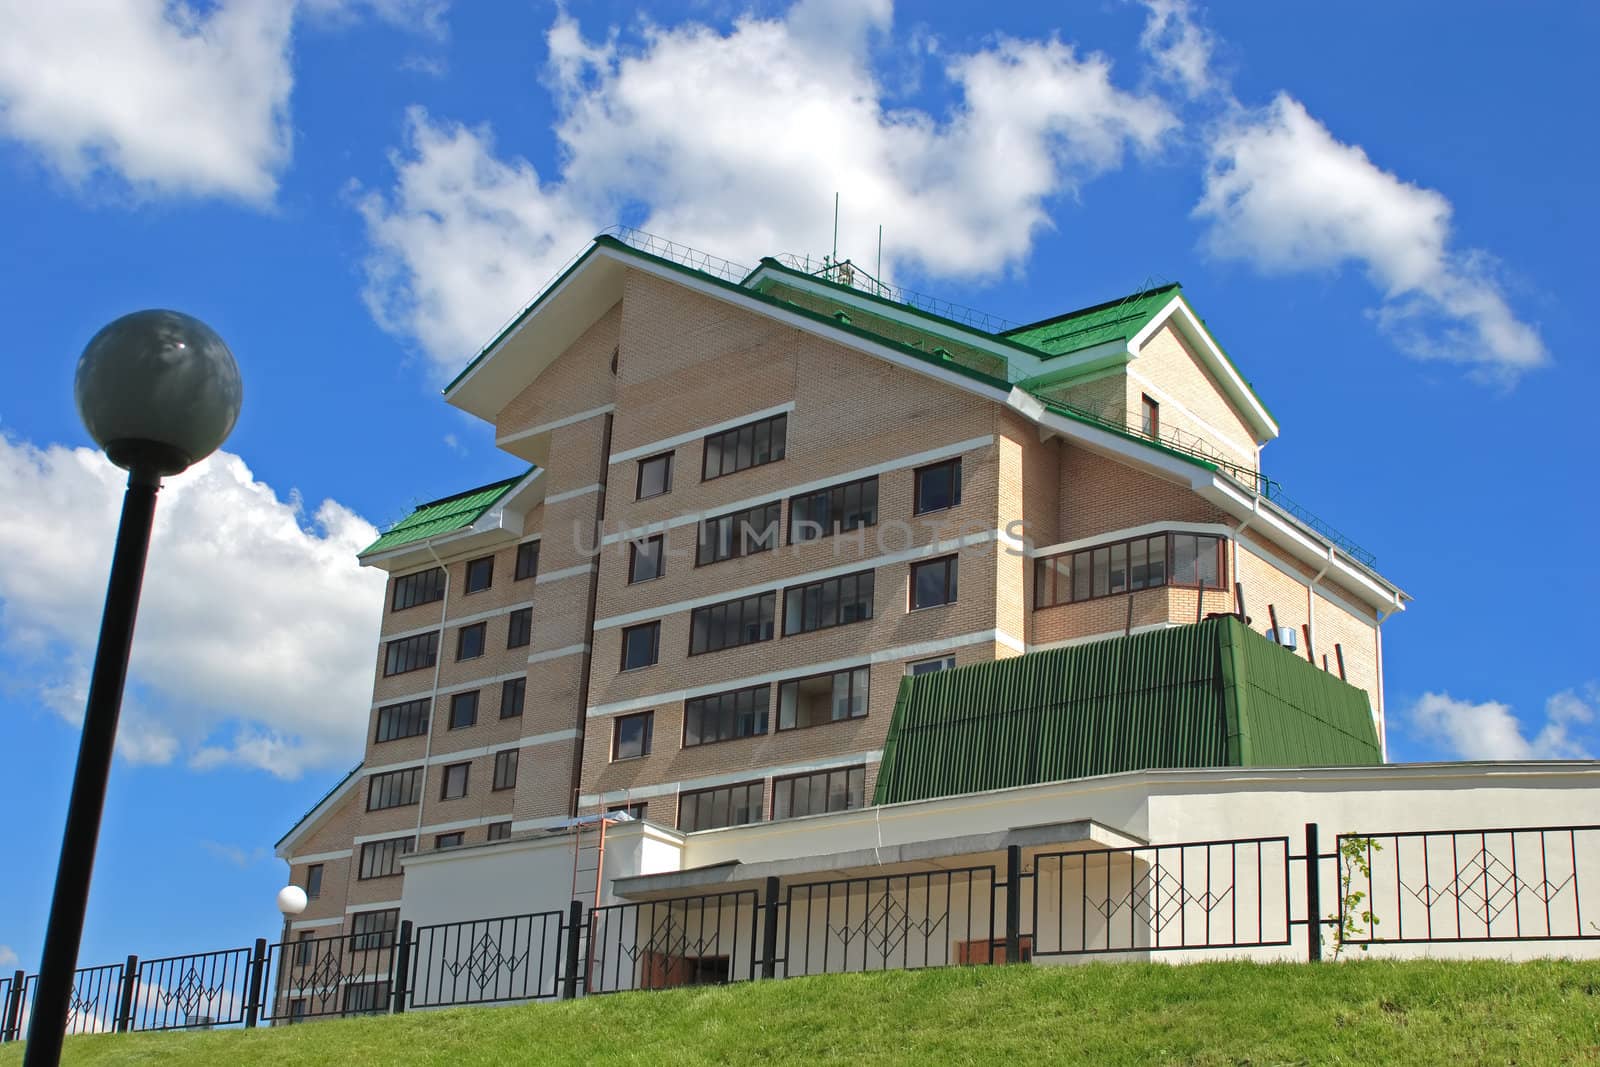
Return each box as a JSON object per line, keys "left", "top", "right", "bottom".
{"left": 2, "top": 971, "right": 23, "bottom": 1042}
{"left": 760, "top": 876, "right": 780, "bottom": 980}
{"left": 244, "top": 938, "right": 267, "bottom": 1028}
{"left": 561, "top": 901, "right": 584, "bottom": 1000}
{"left": 391, "top": 922, "right": 413, "bottom": 1015}
{"left": 1004, "top": 844, "right": 1022, "bottom": 965}
{"left": 1305, "top": 823, "right": 1323, "bottom": 962}
{"left": 114, "top": 955, "right": 139, "bottom": 1033}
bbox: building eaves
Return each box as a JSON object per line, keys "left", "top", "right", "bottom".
{"left": 275, "top": 761, "right": 363, "bottom": 852}
{"left": 1002, "top": 283, "right": 1182, "bottom": 357}
{"left": 359, "top": 471, "right": 532, "bottom": 557}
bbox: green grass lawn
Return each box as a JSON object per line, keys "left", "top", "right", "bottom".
{"left": 3, "top": 960, "right": 1598, "bottom": 1066}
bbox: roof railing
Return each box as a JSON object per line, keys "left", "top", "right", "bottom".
{"left": 769, "top": 252, "right": 1021, "bottom": 334}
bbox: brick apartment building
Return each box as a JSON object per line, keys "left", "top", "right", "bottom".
{"left": 274, "top": 231, "right": 1408, "bottom": 948}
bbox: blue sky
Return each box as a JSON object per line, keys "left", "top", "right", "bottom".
{"left": 0, "top": 0, "right": 1595, "bottom": 972}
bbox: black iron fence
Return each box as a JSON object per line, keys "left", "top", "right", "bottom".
{"left": 2, "top": 820, "right": 1596, "bottom": 1043}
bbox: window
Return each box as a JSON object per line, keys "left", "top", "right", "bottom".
{"left": 440, "top": 762, "right": 470, "bottom": 800}
{"left": 384, "top": 632, "right": 438, "bottom": 677}
{"left": 493, "top": 749, "right": 519, "bottom": 790}
{"left": 500, "top": 677, "right": 525, "bottom": 719}
{"left": 913, "top": 458, "right": 962, "bottom": 514}
{"left": 487, "top": 821, "right": 512, "bottom": 842}
{"left": 1033, "top": 532, "right": 1224, "bottom": 608}
{"left": 305, "top": 864, "right": 324, "bottom": 900}
{"left": 507, "top": 607, "right": 532, "bottom": 648}
{"left": 907, "top": 655, "right": 956, "bottom": 676}
{"left": 348, "top": 908, "right": 398, "bottom": 953}
{"left": 608, "top": 802, "right": 647, "bottom": 821}
{"left": 620, "top": 621, "right": 661, "bottom": 670}
{"left": 514, "top": 540, "right": 540, "bottom": 581}
{"left": 292, "top": 932, "right": 315, "bottom": 969}
{"left": 636, "top": 452, "right": 673, "bottom": 499}
{"left": 697, "top": 501, "right": 781, "bottom": 566}
{"left": 341, "top": 980, "right": 391, "bottom": 1016}
{"left": 629, "top": 534, "right": 665, "bottom": 583}
{"left": 613, "top": 712, "right": 654, "bottom": 760}
{"left": 391, "top": 568, "right": 445, "bottom": 612}
{"left": 448, "top": 690, "right": 479, "bottom": 730}
{"left": 465, "top": 556, "right": 494, "bottom": 594}
{"left": 684, "top": 684, "right": 769, "bottom": 747}
{"left": 788, "top": 476, "right": 878, "bottom": 543}
{"left": 689, "top": 591, "right": 776, "bottom": 655}
{"left": 702, "top": 413, "right": 787, "bottom": 480}
{"left": 677, "top": 782, "right": 763, "bottom": 832}
{"left": 910, "top": 555, "right": 958, "bottom": 610}
{"left": 1141, "top": 394, "right": 1160, "bottom": 438}
{"left": 374, "top": 698, "right": 430, "bottom": 743}
{"left": 435, "top": 832, "right": 464, "bottom": 849}
{"left": 288, "top": 999, "right": 307, "bottom": 1024}
{"left": 773, "top": 765, "right": 866, "bottom": 820}
{"left": 778, "top": 668, "right": 869, "bottom": 730}
{"left": 783, "top": 570, "right": 874, "bottom": 636}
{"left": 456, "top": 622, "right": 487, "bottom": 661}
{"left": 367, "top": 767, "right": 424, "bottom": 811}
{"left": 358, "top": 835, "right": 415, "bottom": 880}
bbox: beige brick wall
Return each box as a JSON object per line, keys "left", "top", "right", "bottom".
{"left": 496, "top": 303, "right": 620, "bottom": 440}
{"left": 1057, "top": 444, "right": 1227, "bottom": 543}
{"left": 1127, "top": 322, "right": 1261, "bottom": 471}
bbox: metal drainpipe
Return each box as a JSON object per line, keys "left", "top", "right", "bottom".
{"left": 412, "top": 540, "right": 452, "bottom": 843}
{"left": 1373, "top": 595, "right": 1400, "bottom": 761}
{"left": 1307, "top": 548, "right": 1333, "bottom": 665}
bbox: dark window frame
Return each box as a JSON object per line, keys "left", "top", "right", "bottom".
{"left": 390, "top": 568, "right": 446, "bottom": 612}
{"left": 487, "top": 821, "right": 512, "bottom": 841}
{"left": 782, "top": 569, "right": 875, "bottom": 636}
{"left": 464, "top": 556, "right": 494, "bottom": 594}
{"left": 435, "top": 832, "right": 464, "bottom": 849}
{"left": 701, "top": 413, "right": 788, "bottom": 481}
{"left": 689, "top": 591, "right": 776, "bottom": 655}
{"left": 448, "top": 689, "right": 479, "bottom": 730}
{"left": 493, "top": 748, "right": 519, "bottom": 791}
{"left": 636, "top": 452, "right": 674, "bottom": 500}
{"left": 1033, "top": 531, "right": 1226, "bottom": 609}
{"left": 456, "top": 621, "right": 487, "bottom": 661}
{"left": 383, "top": 631, "right": 439, "bottom": 677}
{"left": 348, "top": 909, "right": 399, "bottom": 952}
{"left": 514, "top": 540, "right": 541, "bottom": 581}
{"left": 366, "top": 766, "right": 424, "bottom": 811}
{"left": 374, "top": 697, "right": 430, "bottom": 743}
{"left": 613, "top": 711, "right": 654, "bottom": 761}
{"left": 608, "top": 802, "right": 647, "bottom": 820}
{"left": 500, "top": 677, "right": 526, "bottom": 719}
{"left": 683, "top": 684, "right": 771, "bottom": 748}
{"left": 677, "top": 781, "right": 764, "bottom": 832}
{"left": 777, "top": 666, "right": 870, "bottom": 731}
{"left": 788, "top": 476, "right": 878, "bottom": 544}
{"left": 357, "top": 835, "right": 416, "bottom": 880}
{"left": 696, "top": 500, "right": 782, "bottom": 567}
{"left": 620, "top": 621, "right": 661, "bottom": 671}
{"left": 772, "top": 764, "right": 867, "bottom": 821}
{"left": 305, "top": 864, "right": 323, "bottom": 900}
{"left": 439, "top": 761, "right": 470, "bottom": 801}
{"left": 628, "top": 534, "right": 666, "bottom": 584}
{"left": 1141, "top": 394, "right": 1160, "bottom": 438}
{"left": 909, "top": 555, "right": 959, "bottom": 611}
{"left": 913, "top": 458, "right": 962, "bottom": 515}
{"left": 507, "top": 607, "right": 532, "bottom": 649}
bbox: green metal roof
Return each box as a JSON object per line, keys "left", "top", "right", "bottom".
{"left": 360, "top": 471, "right": 531, "bottom": 557}
{"left": 1001, "top": 283, "right": 1181, "bottom": 358}
{"left": 873, "top": 617, "right": 1379, "bottom": 806}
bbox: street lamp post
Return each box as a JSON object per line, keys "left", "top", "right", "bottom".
{"left": 25, "top": 311, "right": 242, "bottom": 1066}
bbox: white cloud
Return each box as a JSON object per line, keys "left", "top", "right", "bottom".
{"left": 0, "top": 944, "right": 16, "bottom": 969}
{"left": 0, "top": 436, "right": 385, "bottom": 778}
{"left": 201, "top": 840, "right": 274, "bottom": 868}
{"left": 1138, "top": 0, "right": 1217, "bottom": 98}
{"left": 358, "top": 2, "right": 1174, "bottom": 374}
{"left": 1195, "top": 93, "right": 1547, "bottom": 381}
{"left": 0, "top": 0, "right": 296, "bottom": 203}
{"left": 1410, "top": 688, "right": 1595, "bottom": 762}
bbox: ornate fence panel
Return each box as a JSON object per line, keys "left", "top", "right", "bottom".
{"left": 0, "top": 972, "right": 20, "bottom": 1042}
{"left": 1030, "top": 837, "right": 1293, "bottom": 956}
{"left": 258, "top": 929, "right": 399, "bottom": 1024}
{"left": 1337, "top": 825, "right": 1600, "bottom": 945}
{"left": 127, "top": 948, "right": 253, "bottom": 1031}
{"left": 586, "top": 891, "right": 758, "bottom": 994}
{"left": 779, "top": 866, "right": 1006, "bottom": 977}
{"left": 407, "top": 911, "right": 566, "bottom": 1008}
{"left": 15, "top": 963, "right": 125, "bottom": 1037}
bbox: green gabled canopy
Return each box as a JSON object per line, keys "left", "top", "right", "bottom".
{"left": 873, "top": 616, "right": 1379, "bottom": 806}
{"left": 360, "top": 471, "right": 531, "bottom": 557}
{"left": 1001, "top": 283, "right": 1181, "bottom": 358}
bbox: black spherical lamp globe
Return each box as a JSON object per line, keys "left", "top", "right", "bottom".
{"left": 74, "top": 309, "right": 243, "bottom": 478}
{"left": 27, "top": 311, "right": 242, "bottom": 1066}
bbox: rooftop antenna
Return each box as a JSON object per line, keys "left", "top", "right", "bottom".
{"left": 876, "top": 225, "right": 883, "bottom": 297}
{"left": 832, "top": 192, "right": 840, "bottom": 271}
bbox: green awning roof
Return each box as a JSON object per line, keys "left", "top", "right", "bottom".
{"left": 874, "top": 616, "right": 1379, "bottom": 806}
{"left": 360, "top": 471, "right": 531, "bottom": 557}
{"left": 1001, "top": 283, "right": 1181, "bottom": 358}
